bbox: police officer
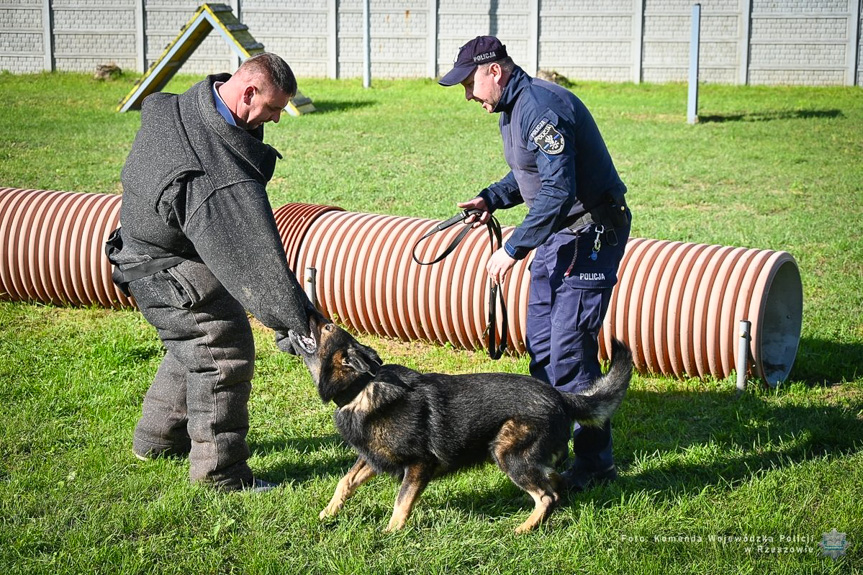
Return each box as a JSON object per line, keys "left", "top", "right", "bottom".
{"left": 107, "top": 53, "right": 320, "bottom": 492}
{"left": 439, "top": 36, "right": 632, "bottom": 490}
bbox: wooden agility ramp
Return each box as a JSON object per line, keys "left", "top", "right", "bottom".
{"left": 117, "top": 3, "right": 314, "bottom": 116}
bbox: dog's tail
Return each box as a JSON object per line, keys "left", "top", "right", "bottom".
{"left": 559, "top": 339, "right": 633, "bottom": 427}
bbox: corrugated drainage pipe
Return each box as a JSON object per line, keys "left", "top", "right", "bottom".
{"left": 272, "top": 202, "right": 344, "bottom": 272}
{"left": 294, "top": 209, "right": 531, "bottom": 354}
{"left": 598, "top": 238, "right": 802, "bottom": 385}
{"left": 0, "top": 191, "right": 346, "bottom": 311}
{"left": 296, "top": 209, "right": 802, "bottom": 385}
{"left": 0, "top": 187, "right": 132, "bottom": 309}
{"left": 0, "top": 189, "right": 803, "bottom": 384}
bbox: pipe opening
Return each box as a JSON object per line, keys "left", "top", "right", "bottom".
{"left": 755, "top": 258, "right": 803, "bottom": 386}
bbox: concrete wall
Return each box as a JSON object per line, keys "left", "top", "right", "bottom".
{"left": 1, "top": 0, "right": 860, "bottom": 86}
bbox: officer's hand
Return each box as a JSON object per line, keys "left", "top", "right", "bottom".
{"left": 457, "top": 197, "right": 492, "bottom": 227}
{"left": 486, "top": 248, "right": 516, "bottom": 285}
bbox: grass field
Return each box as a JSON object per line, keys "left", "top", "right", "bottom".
{"left": 0, "top": 71, "right": 861, "bottom": 574}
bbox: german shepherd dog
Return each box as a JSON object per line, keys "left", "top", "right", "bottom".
{"left": 289, "top": 316, "right": 632, "bottom": 533}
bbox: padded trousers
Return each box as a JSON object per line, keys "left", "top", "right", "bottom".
{"left": 128, "top": 259, "right": 255, "bottom": 489}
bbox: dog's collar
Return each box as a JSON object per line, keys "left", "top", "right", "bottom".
{"left": 332, "top": 372, "right": 375, "bottom": 408}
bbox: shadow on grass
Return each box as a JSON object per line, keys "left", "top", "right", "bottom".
{"left": 609, "top": 387, "right": 863, "bottom": 494}
{"left": 790, "top": 337, "right": 863, "bottom": 385}
{"left": 393, "top": 387, "right": 863, "bottom": 521}
{"left": 699, "top": 109, "right": 843, "bottom": 123}
{"left": 249, "top": 363, "right": 861, "bottom": 521}
{"left": 254, "top": 434, "right": 356, "bottom": 482}
{"left": 121, "top": 343, "right": 164, "bottom": 363}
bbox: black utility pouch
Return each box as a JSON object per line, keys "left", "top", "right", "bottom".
{"left": 104, "top": 228, "right": 132, "bottom": 296}
{"left": 607, "top": 196, "right": 630, "bottom": 229}
{"left": 105, "top": 227, "right": 123, "bottom": 260}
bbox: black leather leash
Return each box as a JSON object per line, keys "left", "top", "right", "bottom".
{"left": 412, "top": 209, "right": 508, "bottom": 359}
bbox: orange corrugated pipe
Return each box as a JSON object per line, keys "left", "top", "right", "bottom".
{"left": 0, "top": 188, "right": 132, "bottom": 309}
{"left": 0, "top": 188, "right": 802, "bottom": 384}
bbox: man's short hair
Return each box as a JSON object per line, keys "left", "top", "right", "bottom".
{"left": 239, "top": 52, "right": 297, "bottom": 98}
{"left": 479, "top": 56, "right": 515, "bottom": 76}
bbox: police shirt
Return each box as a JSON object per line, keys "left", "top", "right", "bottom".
{"left": 478, "top": 66, "right": 627, "bottom": 260}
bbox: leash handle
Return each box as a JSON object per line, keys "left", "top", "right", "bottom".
{"left": 411, "top": 209, "right": 484, "bottom": 266}
{"left": 486, "top": 280, "right": 509, "bottom": 360}
{"left": 482, "top": 215, "right": 507, "bottom": 360}
{"left": 412, "top": 209, "right": 508, "bottom": 359}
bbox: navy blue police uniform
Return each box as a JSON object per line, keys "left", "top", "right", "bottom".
{"left": 441, "top": 39, "right": 631, "bottom": 480}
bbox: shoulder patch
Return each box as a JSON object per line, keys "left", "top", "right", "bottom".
{"left": 532, "top": 120, "right": 565, "bottom": 156}
{"left": 529, "top": 118, "right": 549, "bottom": 140}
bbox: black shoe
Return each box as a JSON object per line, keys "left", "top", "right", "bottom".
{"left": 561, "top": 462, "right": 618, "bottom": 492}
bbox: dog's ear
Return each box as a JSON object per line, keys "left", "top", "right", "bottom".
{"left": 342, "top": 344, "right": 381, "bottom": 375}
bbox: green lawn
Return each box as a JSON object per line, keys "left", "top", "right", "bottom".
{"left": 0, "top": 71, "right": 861, "bottom": 574}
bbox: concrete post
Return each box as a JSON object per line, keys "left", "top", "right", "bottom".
{"left": 229, "top": 0, "right": 242, "bottom": 71}
{"left": 135, "top": 0, "right": 146, "bottom": 73}
{"left": 528, "top": 0, "right": 539, "bottom": 75}
{"left": 849, "top": 0, "right": 861, "bottom": 86}
{"left": 363, "top": 0, "right": 371, "bottom": 88}
{"left": 42, "top": 0, "right": 53, "bottom": 71}
{"left": 687, "top": 4, "right": 701, "bottom": 125}
{"left": 328, "top": 0, "right": 338, "bottom": 79}
{"left": 428, "top": 0, "right": 438, "bottom": 78}
{"left": 739, "top": 0, "right": 752, "bottom": 85}
{"left": 633, "top": 0, "right": 644, "bottom": 84}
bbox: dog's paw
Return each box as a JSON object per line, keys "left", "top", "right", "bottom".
{"left": 514, "top": 522, "right": 537, "bottom": 534}
{"left": 384, "top": 516, "right": 407, "bottom": 532}
{"left": 319, "top": 503, "right": 342, "bottom": 520}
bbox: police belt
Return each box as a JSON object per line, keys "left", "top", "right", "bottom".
{"left": 561, "top": 194, "right": 628, "bottom": 245}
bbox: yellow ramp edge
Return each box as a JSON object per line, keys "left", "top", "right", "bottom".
{"left": 118, "top": 3, "right": 314, "bottom": 116}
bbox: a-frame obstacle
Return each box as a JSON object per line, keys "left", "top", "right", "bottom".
{"left": 117, "top": 3, "right": 315, "bottom": 116}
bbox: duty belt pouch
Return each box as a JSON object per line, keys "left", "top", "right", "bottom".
{"left": 568, "top": 194, "right": 630, "bottom": 233}
{"left": 606, "top": 195, "right": 629, "bottom": 229}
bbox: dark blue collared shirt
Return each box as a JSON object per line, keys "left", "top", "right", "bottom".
{"left": 479, "top": 66, "right": 626, "bottom": 259}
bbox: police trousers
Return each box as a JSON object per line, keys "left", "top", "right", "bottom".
{"left": 526, "top": 217, "right": 630, "bottom": 468}
{"left": 128, "top": 258, "right": 255, "bottom": 489}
